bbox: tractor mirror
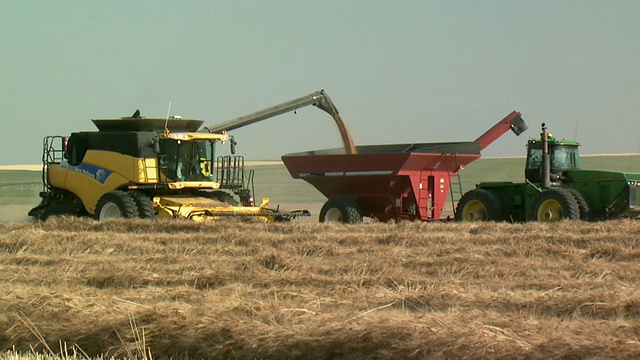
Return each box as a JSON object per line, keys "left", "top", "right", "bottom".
{"left": 230, "top": 136, "right": 237, "bottom": 155}
{"left": 153, "top": 137, "right": 161, "bottom": 154}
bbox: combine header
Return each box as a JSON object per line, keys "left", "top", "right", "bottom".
{"left": 282, "top": 111, "right": 528, "bottom": 223}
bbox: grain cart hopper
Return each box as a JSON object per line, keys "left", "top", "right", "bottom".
{"left": 455, "top": 123, "right": 640, "bottom": 222}
{"left": 281, "top": 111, "right": 528, "bottom": 223}
{"left": 28, "top": 112, "right": 309, "bottom": 221}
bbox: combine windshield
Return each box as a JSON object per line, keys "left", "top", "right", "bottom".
{"left": 159, "top": 139, "right": 216, "bottom": 181}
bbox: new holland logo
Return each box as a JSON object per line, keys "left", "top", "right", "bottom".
{"left": 62, "top": 162, "right": 113, "bottom": 184}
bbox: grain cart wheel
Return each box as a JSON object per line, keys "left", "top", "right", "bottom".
{"left": 319, "top": 197, "right": 362, "bottom": 224}
{"left": 95, "top": 190, "right": 139, "bottom": 220}
{"left": 129, "top": 191, "right": 156, "bottom": 219}
{"left": 565, "top": 188, "right": 590, "bottom": 221}
{"left": 455, "top": 189, "right": 502, "bottom": 221}
{"left": 533, "top": 188, "right": 580, "bottom": 222}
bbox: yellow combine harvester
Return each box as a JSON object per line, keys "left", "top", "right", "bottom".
{"left": 29, "top": 90, "right": 350, "bottom": 222}
{"left": 29, "top": 114, "right": 305, "bottom": 221}
{"left": 27, "top": 92, "right": 337, "bottom": 222}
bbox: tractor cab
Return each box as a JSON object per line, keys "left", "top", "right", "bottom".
{"left": 525, "top": 134, "right": 580, "bottom": 183}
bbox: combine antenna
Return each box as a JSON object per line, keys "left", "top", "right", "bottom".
{"left": 164, "top": 102, "right": 172, "bottom": 135}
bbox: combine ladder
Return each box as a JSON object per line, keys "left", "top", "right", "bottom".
{"left": 444, "top": 153, "right": 463, "bottom": 217}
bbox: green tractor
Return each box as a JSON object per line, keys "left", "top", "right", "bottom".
{"left": 456, "top": 123, "right": 640, "bottom": 222}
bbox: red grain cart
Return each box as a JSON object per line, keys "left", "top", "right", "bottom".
{"left": 281, "top": 111, "right": 527, "bottom": 223}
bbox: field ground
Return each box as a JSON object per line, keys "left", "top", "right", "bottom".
{"left": 1, "top": 156, "right": 640, "bottom": 358}
{"left": 1, "top": 218, "right": 640, "bottom": 359}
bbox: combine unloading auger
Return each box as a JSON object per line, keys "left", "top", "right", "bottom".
{"left": 203, "top": 90, "right": 357, "bottom": 155}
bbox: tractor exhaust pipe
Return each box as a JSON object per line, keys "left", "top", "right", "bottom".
{"left": 541, "top": 123, "right": 551, "bottom": 189}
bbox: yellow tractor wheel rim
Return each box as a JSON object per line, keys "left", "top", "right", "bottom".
{"left": 537, "top": 199, "right": 563, "bottom": 222}
{"left": 461, "top": 199, "right": 487, "bottom": 221}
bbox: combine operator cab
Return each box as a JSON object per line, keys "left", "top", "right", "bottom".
{"left": 156, "top": 136, "right": 254, "bottom": 206}
{"left": 159, "top": 138, "right": 216, "bottom": 182}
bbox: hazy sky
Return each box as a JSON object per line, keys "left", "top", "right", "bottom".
{"left": 2, "top": 1, "right": 639, "bottom": 165}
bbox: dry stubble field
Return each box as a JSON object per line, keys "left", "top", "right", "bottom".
{"left": 1, "top": 218, "right": 639, "bottom": 359}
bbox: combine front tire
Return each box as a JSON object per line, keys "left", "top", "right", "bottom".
{"left": 129, "top": 191, "right": 156, "bottom": 219}
{"left": 95, "top": 191, "right": 139, "bottom": 220}
{"left": 319, "top": 197, "right": 362, "bottom": 224}
{"left": 455, "top": 189, "right": 502, "bottom": 221}
{"left": 533, "top": 188, "right": 580, "bottom": 222}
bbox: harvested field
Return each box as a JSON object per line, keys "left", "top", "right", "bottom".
{"left": 1, "top": 218, "right": 640, "bottom": 359}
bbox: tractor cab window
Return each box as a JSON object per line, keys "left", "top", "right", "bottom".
{"left": 550, "top": 145, "right": 579, "bottom": 171}
{"left": 159, "top": 140, "right": 216, "bottom": 181}
{"left": 525, "top": 145, "right": 543, "bottom": 182}
{"left": 526, "top": 147, "right": 543, "bottom": 170}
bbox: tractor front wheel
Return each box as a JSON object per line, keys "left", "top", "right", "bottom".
{"left": 455, "top": 189, "right": 502, "bottom": 221}
{"left": 533, "top": 188, "right": 580, "bottom": 222}
{"left": 95, "top": 191, "right": 139, "bottom": 221}
{"left": 319, "top": 197, "right": 362, "bottom": 224}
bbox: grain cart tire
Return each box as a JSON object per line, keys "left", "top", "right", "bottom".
{"left": 319, "top": 197, "right": 362, "bottom": 224}
{"left": 565, "top": 188, "right": 590, "bottom": 221}
{"left": 533, "top": 188, "right": 580, "bottom": 222}
{"left": 455, "top": 189, "right": 502, "bottom": 221}
{"left": 95, "top": 190, "right": 140, "bottom": 220}
{"left": 129, "top": 191, "right": 156, "bottom": 219}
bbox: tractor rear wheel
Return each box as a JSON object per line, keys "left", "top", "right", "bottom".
{"left": 319, "top": 197, "right": 362, "bottom": 224}
{"left": 95, "top": 191, "right": 139, "bottom": 220}
{"left": 533, "top": 188, "right": 580, "bottom": 222}
{"left": 565, "top": 188, "right": 590, "bottom": 220}
{"left": 455, "top": 189, "right": 502, "bottom": 221}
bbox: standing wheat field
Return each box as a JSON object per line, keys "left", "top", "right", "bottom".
{"left": 0, "top": 218, "right": 639, "bottom": 359}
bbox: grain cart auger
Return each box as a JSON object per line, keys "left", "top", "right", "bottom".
{"left": 204, "top": 89, "right": 357, "bottom": 154}
{"left": 455, "top": 123, "right": 640, "bottom": 222}
{"left": 281, "top": 111, "right": 528, "bottom": 223}
{"left": 28, "top": 112, "right": 310, "bottom": 222}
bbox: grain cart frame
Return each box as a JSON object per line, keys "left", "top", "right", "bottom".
{"left": 455, "top": 123, "right": 640, "bottom": 222}
{"left": 282, "top": 111, "right": 528, "bottom": 223}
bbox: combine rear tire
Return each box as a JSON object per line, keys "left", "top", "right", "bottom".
{"left": 319, "top": 197, "right": 362, "bottom": 224}
{"left": 455, "top": 189, "right": 502, "bottom": 221}
{"left": 533, "top": 188, "right": 580, "bottom": 222}
{"left": 129, "top": 191, "right": 156, "bottom": 219}
{"left": 95, "top": 191, "right": 139, "bottom": 220}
